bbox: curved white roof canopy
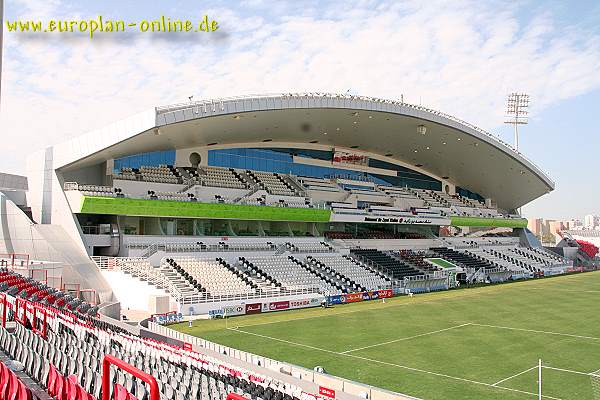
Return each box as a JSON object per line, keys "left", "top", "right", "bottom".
{"left": 53, "top": 93, "right": 554, "bottom": 211}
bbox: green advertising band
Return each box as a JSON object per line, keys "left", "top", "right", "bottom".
{"left": 79, "top": 196, "right": 527, "bottom": 227}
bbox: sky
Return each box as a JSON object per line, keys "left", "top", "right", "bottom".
{"left": 1, "top": 0, "right": 599, "bottom": 220}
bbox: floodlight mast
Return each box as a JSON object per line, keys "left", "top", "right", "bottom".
{"left": 504, "top": 93, "right": 530, "bottom": 152}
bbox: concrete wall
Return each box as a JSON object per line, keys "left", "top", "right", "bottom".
{"left": 102, "top": 269, "right": 174, "bottom": 311}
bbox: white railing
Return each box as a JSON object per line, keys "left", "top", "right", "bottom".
{"left": 90, "top": 256, "right": 111, "bottom": 270}
{"left": 178, "top": 287, "right": 321, "bottom": 305}
{"left": 178, "top": 178, "right": 198, "bottom": 193}
{"left": 63, "top": 181, "right": 79, "bottom": 191}
{"left": 155, "top": 92, "right": 553, "bottom": 185}
{"left": 129, "top": 242, "right": 278, "bottom": 255}
{"left": 403, "top": 269, "right": 447, "bottom": 283}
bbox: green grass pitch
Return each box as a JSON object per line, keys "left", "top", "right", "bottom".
{"left": 173, "top": 271, "right": 600, "bottom": 400}
{"left": 426, "top": 258, "right": 459, "bottom": 269}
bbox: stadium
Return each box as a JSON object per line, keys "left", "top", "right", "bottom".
{"left": 0, "top": 93, "right": 598, "bottom": 400}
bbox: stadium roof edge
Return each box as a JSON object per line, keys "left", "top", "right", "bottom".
{"left": 44, "top": 93, "right": 554, "bottom": 210}
{"left": 154, "top": 92, "right": 554, "bottom": 190}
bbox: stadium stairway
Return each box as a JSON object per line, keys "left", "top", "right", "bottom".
{"left": 240, "top": 256, "right": 338, "bottom": 294}
{"left": 350, "top": 249, "right": 422, "bottom": 281}
{"left": 302, "top": 256, "right": 365, "bottom": 293}
{"left": 429, "top": 247, "right": 495, "bottom": 271}
{"left": 465, "top": 247, "right": 531, "bottom": 276}
{"left": 282, "top": 175, "right": 307, "bottom": 198}
{"left": 509, "top": 247, "right": 563, "bottom": 268}
{"left": 164, "top": 257, "right": 261, "bottom": 299}
{"left": 237, "top": 257, "right": 285, "bottom": 292}
{"left": 393, "top": 250, "right": 441, "bottom": 275}
{"left": 164, "top": 258, "right": 209, "bottom": 295}
{"left": 309, "top": 255, "right": 391, "bottom": 290}
{"left": 288, "top": 256, "right": 342, "bottom": 294}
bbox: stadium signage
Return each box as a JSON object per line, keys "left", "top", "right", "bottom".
{"left": 364, "top": 216, "right": 433, "bottom": 224}
{"left": 345, "top": 293, "right": 363, "bottom": 303}
{"left": 330, "top": 213, "right": 450, "bottom": 226}
{"left": 263, "top": 300, "right": 290, "bottom": 312}
{"left": 245, "top": 303, "right": 262, "bottom": 315}
{"left": 363, "top": 291, "right": 377, "bottom": 300}
{"left": 332, "top": 150, "right": 369, "bottom": 166}
{"left": 328, "top": 295, "right": 343, "bottom": 305}
{"left": 318, "top": 387, "right": 335, "bottom": 398}
{"left": 151, "top": 310, "right": 183, "bottom": 325}
{"left": 289, "top": 299, "right": 311, "bottom": 308}
{"left": 327, "top": 289, "right": 393, "bottom": 305}
{"left": 222, "top": 305, "right": 245, "bottom": 316}
{"left": 260, "top": 298, "right": 322, "bottom": 313}
{"left": 208, "top": 309, "right": 224, "bottom": 318}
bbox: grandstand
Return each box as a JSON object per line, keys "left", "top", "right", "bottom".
{"left": 0, "top": 93, "right": 591, "bottom": 399}
{"left": 1, "top": 93, "right": 576, "bottom": 313}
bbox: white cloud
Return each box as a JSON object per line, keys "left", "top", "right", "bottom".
{"left": 1, "top": 0, "right": 599, "bottom": 179}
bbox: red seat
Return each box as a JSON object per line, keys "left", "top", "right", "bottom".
{"left": 7, "top": 372, "right": 18, "bottom": 400}
{"left": 0, "top": 363, "right": 9, "bottom": 400}
{"left": 114, "top": 384, "right": 129, "bottom": 400}
{"left": 46, "top": 364, "right": 58, "bottom": 396}
{"left": 66, "top": 375, "right": 78, "bottom": 400}
{"left": 54, "top": 373, "right": 65, "bottom": 400}
{"left": 16, "top": 381, "right": 31, "bottom": 400}
{"left": 85, "top": 392, "right": 96, "bottom": 400}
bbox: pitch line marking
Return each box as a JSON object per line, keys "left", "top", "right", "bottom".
{"left": 542, "top": 366, "right": 594, "bottom": 376}
{"left": 227, "top": 327, "right": 341, "bottom": 355}
{"left": 228, "top": 327, "right": 563, "bottom": 400}
{"left": 527, "top": 287, "right": 600, "bottom": 294}
{"left": 340, "top": 323, "right": 471, "bottom": 354}
{"left": 469, "top": 322, "right": 600, "bottom": 341}
{"left": 491, "top": 366, "right": 537, "bottom": 386}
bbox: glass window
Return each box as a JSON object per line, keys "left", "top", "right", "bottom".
{"left": 114, "top": 150, "right": 175, "bottom": 172}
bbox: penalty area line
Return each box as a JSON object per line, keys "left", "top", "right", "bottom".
{"left": 469, "top": 322, "right": 600, "bottom": 341}
{"left": 542, "top": 365, "right": 595, "bottom": 376}
{"left": 227, "top": 327, "right": 563, "bottom": 400}
{"left": 340, "top": 323, "right": 471, "bottom": 354}
{"left": 492, "top": 366, "right": 537, "bottom": 386}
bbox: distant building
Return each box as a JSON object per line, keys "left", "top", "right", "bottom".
{"left": 584, "top": 214, "right": 599, "bottom": 230}
{"left": 527, "top": 218, "right": 543, "bottom": 236}
{"left": 567, "top": 219, "right": 583, "bottom": 230}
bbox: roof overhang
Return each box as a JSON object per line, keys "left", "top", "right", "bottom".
{"left": 50, "top": 93, "right": 554, "bottom": 211}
